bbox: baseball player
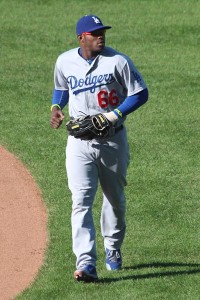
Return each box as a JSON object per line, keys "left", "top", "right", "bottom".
{"left": 50, "top": 15, "right": 148, "bottom": 282}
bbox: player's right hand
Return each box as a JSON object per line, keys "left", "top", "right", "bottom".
{"left": 50, "top": 107, "right": 65, "bottom": 129}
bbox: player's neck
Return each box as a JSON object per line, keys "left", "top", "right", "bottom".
{"left": 79, "top": 48, "right": 99, "bottom": 61}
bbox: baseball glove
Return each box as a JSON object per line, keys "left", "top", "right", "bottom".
{"left": 66, "top": 113, "right": 114, "bottom": 140}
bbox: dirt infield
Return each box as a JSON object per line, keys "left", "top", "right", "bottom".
{"left": 0, "top": 146, "right": 47, "bottom": 300}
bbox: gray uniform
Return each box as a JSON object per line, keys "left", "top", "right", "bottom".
{"left": 54, "top": 46, "right": 147, "bottom": 269}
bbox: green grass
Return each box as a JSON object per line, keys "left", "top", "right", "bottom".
{"left": 0, "top": 0, "right": 200, "bottom": 299}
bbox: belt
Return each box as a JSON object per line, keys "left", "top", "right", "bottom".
{"left": 115, "top": 124, "right": 124, "bottom": 133}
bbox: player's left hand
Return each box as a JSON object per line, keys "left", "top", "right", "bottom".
{"left": 103, "top": 111, "right": 118, "bottom": 124}
{"left": 66, "top": 113, "right": 114, "bottom": 140}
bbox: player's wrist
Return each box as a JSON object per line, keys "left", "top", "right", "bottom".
{"left": 113, "top": 109, "right": 122, "bottom": 118}
{"left": 103, "top": 111, "right": 118, "bottom": 124}
{"left": 51, "top": 104, "right": 61, "bottom": 111}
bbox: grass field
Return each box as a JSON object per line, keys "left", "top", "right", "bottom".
{"left": 0, "top": 0, "right": 200, "bottom": 299}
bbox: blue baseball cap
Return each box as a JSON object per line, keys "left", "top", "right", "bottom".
{"left": 76, "top": 15, "right": 112, "bottom": 35}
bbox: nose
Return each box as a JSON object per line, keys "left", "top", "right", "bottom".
{"left": 98, "top": 33, "right": 105, "bottom": 40}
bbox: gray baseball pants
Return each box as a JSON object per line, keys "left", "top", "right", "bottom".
{"left": 66, "top": 127, "right": 130, "bottom": 269}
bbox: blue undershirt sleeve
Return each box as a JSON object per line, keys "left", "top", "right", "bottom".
{"left": 52, "top": 89, "right": 69, "bottom": 109}
{"left": 114, "top": 88, "right": 148, "bottom": 118}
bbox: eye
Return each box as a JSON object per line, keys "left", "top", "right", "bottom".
{"left": 91, "top": 30, "right": 106, "bottom": 36}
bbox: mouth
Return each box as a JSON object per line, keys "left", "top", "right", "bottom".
{"left": 98, "top": 42, "right": 105, "bottom": 46}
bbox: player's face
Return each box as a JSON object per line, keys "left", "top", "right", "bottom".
{"left": 79, "top": 29, "right": 106, "bottom": 55}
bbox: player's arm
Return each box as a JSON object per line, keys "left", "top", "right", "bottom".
{"left": 50, "top": 56, "right": 69, "bottom": 129}
{"left": 104, "top": 88, "right": 148, "bottom": 123}
{"left": 104, "top": 58, "right": 149, "bottom": 124}
{"left": 50, "top": 89, "right": 69, "bottom": 129}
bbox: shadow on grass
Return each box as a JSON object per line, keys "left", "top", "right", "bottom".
{"left": 98, "top": 262, "right": 200, "bottom": 284}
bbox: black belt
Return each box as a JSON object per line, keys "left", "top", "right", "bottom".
{"left": 115, "top": 124, "right": 124, "bottom": 133}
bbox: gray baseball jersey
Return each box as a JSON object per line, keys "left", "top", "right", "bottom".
{"left": 54, "top": 46, "right": 147, "bottom": 118}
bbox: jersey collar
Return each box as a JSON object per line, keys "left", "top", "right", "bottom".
{"left": 78, "top": 48, "right": 97, "bottom": 65}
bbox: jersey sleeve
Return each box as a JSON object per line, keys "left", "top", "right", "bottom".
{"left": 52, "top": 89, "right": 69, "bottom": 109}
{"left": 113, "top": 88, "right": 148, "bottom": 117}
{"left": 54, "top": 57, "right": 69, "bottom": 91}
{"left": 120, "top": 57, "right": 147, "bottom": 96}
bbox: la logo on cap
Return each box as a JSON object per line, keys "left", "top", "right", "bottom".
{"left": 92, "top": 17, "right": 101, "bottom": 24}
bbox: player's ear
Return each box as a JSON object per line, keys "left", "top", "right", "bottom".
{"left": 77, "top": 35, "right": 82, "bottom": 42}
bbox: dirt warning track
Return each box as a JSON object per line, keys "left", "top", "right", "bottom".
{"left": 0, "top": 146, "right": 47, "bottom": 300}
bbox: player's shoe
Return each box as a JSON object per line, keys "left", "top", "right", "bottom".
{"left": 74, "top": 264, "right": 98, "bottom": 282}
{"left": 106, "top": 249, "right": 122, "bottom": 270}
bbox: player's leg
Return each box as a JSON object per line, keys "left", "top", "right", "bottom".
{"left": 98, "top": 129, "right": 130, "bottom": 267}
{"left": 66, "top": 136, "right": 98, "bottom": 273}
{"left": 101, "top": 188, "right": 126, "bottom": 250}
